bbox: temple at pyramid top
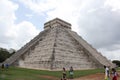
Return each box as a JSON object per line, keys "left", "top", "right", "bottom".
{"left": 44, "top": 18, "right": 71, "bottom": 30}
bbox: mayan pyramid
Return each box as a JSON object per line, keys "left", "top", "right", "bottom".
{"left": 4, "top": 18, "right": 113, "bottom": 70}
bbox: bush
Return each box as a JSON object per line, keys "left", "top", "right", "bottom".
{"left": 112, "top": 60, "right": 120, "bottom": 67}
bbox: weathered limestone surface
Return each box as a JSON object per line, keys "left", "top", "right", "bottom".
{"left": 3, "top": 18, "right": 113, "bottom": 70}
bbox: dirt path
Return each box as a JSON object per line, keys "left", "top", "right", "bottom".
{"left": 40, "top": 72, "right": 120, "bottom": 80}
{"left": 39, "top": 75, "right": 59, "bottom": 80}
{"left": 73, "top": 72, "right": 120, "bottom": 80}
{"left": 40, "top": 73, "right": 104, "bottom": 80}
{"left": 73, "top": 73, "right": 104, "bottom": 80}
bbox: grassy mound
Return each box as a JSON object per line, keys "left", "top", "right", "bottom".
{"left": 0, "top": 67, "right": 104, "bottom": 80}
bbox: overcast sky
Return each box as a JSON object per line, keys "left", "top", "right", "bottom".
{"left": 0, "top": 0, "right": 120, "bottom": 60}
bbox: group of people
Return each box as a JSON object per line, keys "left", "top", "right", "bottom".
{"left": 1, "top": 63, "right": 9, "bottom": 70}
{"left": 61, "top": 66, "right": 74, "bottom": 80}
{"left": 61, "top": 66, "right": 119, "bottom": 80}
{"left": 104, "top": 65, "right": 119, "bottom": 80}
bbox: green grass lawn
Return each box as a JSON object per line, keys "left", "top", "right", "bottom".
{"left": 0, "top": 67, "right": 104, "bottom": 80}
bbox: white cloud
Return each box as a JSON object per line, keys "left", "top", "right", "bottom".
{"left": 8, "top": 21, "right": 39, "bottom": 49}
{"left": 0, "top": 0, "right": 39, "bottom": 49}
{"left": 18, "top": 0, "right": 106, "bottom": 32}
{"left": 98, "top": 47, "right": 120, "bottom": 60}
{"left": 19, "top": 0, "right": 83, "bottom": 32}
{"left": 105, "top": 0, "right": 120, "bottom": 11}
{"left": 0, "top": 0, "right": 18, "bottom": 22}
{"left": 19, "top": 0, "right": 57, "bottom": 15}
{"left": 0, "top": 0, "right": 18, "bottom": 47}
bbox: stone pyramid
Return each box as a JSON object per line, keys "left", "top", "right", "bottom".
{"left": 4, "top": 18, "right": 113, "bottom": 70}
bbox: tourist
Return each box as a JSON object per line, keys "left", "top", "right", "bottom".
{"left": 104, "top": 65, "right": 110, "bottom": 80}
{"left": 111, "top": 68, "right": 119, "bottom": 80}
{"left": 5, "top": 63, "right": 9, "bottom": 69}
{"left": 1, "top": 64, "right": 4, "bottom": 70}
{"left": 61, "top": 67, "right": 67, "bottom": 80}
{"left": 69, "top": 66, "right": 74, "bottom": 79}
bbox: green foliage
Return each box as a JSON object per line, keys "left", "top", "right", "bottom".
{"left": 0, "top": 48, "right": 15, "bottom": 63}
{"left": 112, "top": 60, "right": 120, "bottom": 67}
{"left": 0, "top": 48, "right": 10, "bottom": 63}
{"left": 0, "top": 67, "right": 104, "bottom": 80}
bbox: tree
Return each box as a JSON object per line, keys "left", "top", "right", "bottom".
{"left": 112, "top": 60, "right": 120, "bottom": 67}
{"left": 0, "top": 48, "right": 16, "bottom": 63}
{"left": 0, "top": 48, "right": 10, "bottom": 62}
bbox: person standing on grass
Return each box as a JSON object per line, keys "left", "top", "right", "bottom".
{"left": 111, "top": 68, "right": 119, "bottom": 80}
{"left": 104, "top": 65, "right": 110, "bottom": 80}
{"left": 5, "top": 63, "right": 9, "bottom": 70}
{"left": 1, "top": 64, "right": 4, "bottom": 70}
{"left": 69, "top": 66, "right": 74, "bottom": 79}
{"left": 61, "top": 67, "right": 67, "bottom": 80}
